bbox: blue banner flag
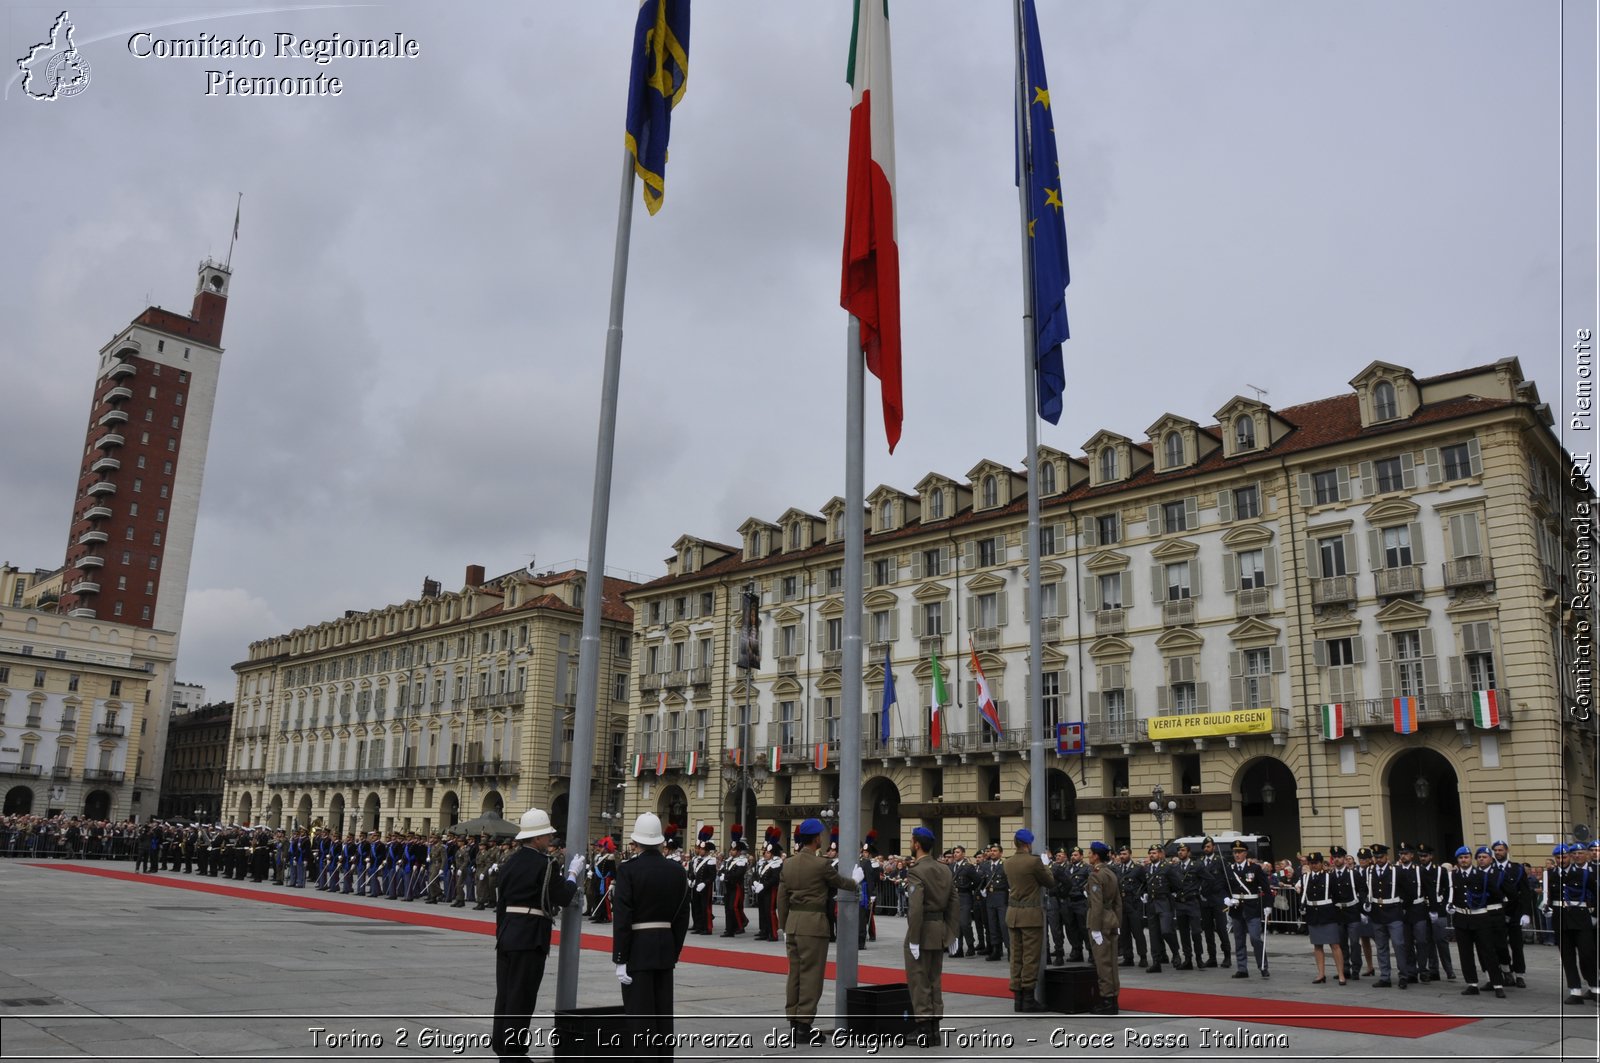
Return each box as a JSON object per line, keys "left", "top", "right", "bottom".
{"left": 1019, "top": 0, "right": 1070, "bottom": 423}
{"left": 625, "top": 0, "right": 690, "bottom": 215}
{"left": 880, "top": 647, "right": 896, "bottom": 744}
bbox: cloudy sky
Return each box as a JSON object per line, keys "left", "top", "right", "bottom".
{"left": 2, "top": 1, "right": 1594, "bottom": 701}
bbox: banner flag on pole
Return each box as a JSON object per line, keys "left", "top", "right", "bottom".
{"left": 1018, "top": 0, "right": 1070, "bottom": 424}
{"left": 624, "top": 0, "right": 691, "bottom": 215}
{"left": 1320, "top": 703, "right": 1345, "bottom": 741}
{"left": 929, "top": 646, "right": 946, "bottom": 748}
{"left": 971, "top": 638, "right": 1003, "bottom": 734}
{"left": 1470, "top": 690, "right": 1500, "bottom": 729}
{"left": 880, "top": 647, "right": 896, "bottom": 745}
{"left": 841, "top": 0, "right": 903, "bottom": 452}
{"left": 1392, "top": 696, "right": 1418, "bottom": 735}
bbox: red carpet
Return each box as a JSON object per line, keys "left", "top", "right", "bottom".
{"left": 37, "top": 863, "right": 1475, "bottom": 1038}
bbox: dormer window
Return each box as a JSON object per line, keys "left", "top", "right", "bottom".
{"left": 1163, "top": 432, "right": 1184, "bottom": 469}
{"left": 1373, "top": 380, "right": 1398, "bottom": 421}
{"left": 928, "top": 490, "right": 944, "bottom": 519}
{"left": 1235, "top": 417, "right": 1256, "bottom": 450}
{"left": 789, "top": 524, "right": 801, "bottom": 549}
{"left": 1040, "top": 462, "right": 1057, "bottom": 495}
{"left": 878, "top": 500, "right": 891, "bottom": 530}
{"left": 982, "top": 475, "right": 998, "bottom": 508}
{"left": 1099, "top": 448, "right": 1118, "bottom": 482}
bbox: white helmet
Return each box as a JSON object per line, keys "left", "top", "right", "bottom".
{"left": 631, "top": 813, "right": 665, "bottom": 846}
{"left": 515, "top": 808, "right": 555, "bottom": 840}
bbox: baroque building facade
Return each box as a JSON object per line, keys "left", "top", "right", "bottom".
{"left": 220, "top": 565, "right": 637, "bottom": 839}
{"left": 622, "top": 359, "right": 1596, "bottom": 859}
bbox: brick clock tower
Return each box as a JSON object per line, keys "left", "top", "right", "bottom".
{"left": 57, "top": 259, "right": 232, "bottom": 631}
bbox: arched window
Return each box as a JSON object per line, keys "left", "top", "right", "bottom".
{"left": 928, "top": 490, "right": 944, "bottom": 519}
{"left": 982, "top": 475, "right": 998, "bottom": 508}
{"left": 1235, "top": 416, "right": 1256, "bottom": 450}
{"left": 1040, "top": 462, "right": 1057, "bottom": 495}
{"left": 1374, "top": 380, "right": 1398, "bottom": 421}
{"left": 1164, "top": 432, "right": 1185, "bottom": 469}
{"left": 1099, "top": 447, "right": 1118, "bottom": 482}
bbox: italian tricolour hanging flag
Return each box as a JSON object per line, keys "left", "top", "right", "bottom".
{"left": 1320, "top": 703, "right": 1345, "bottom": 741}
{"left": 929, "top": 646, "right": 947, "bottom": 748}
{"left": 685, "top": 749, "right": 701, "bottom": 775}
{"left": 632, "top": 753, "right": 645, "bottom": 778}
{"left": 842, "top": 0, "right": 903, "bottom": 452}
{"left": 767, "top": 745, "right": 782, "bottom": 770}
{"left": 1470, "top": 690, "right": 1500, "bottom": 729}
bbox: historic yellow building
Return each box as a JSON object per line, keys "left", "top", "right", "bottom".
{"left": 221, "top": 565, "right": 638, "bottom": 838}
{"left": 0, "top": 603, "right": 177, "bottom": 820}
{"left": 622, "top": 359, "right": 1596, "bottom": 859}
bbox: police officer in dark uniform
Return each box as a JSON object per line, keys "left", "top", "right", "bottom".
{"left": 954, "top": 847, "right": 985, "bottom": 957}
{"left": 1061, "top": 848, "right": 1091, "bottom": 964}
{"left": 613, "top": 813, "right": 691, "bottom": 1059}
{"left": 1172, "top": 842, "right": 1204, "bottom": 970}
{"left": 1490, "top": 840, "right": 1532, "bottom": 988}
{"left": 1439, "top": 845, "right": 1506, "bottom": 998}
{"left": 1330, "top": 846, "right": 1366, "bottom": 980}
{"left": 1197, "top": 837, "right": 1232, "bottom": 968}
{"left": 1416, "top": 843, "right": 1455, "bottom": 981}
{"left": 1114, "top": 846, "right": 1148, "bottom": 969}
{"left": 1223, "top": 842, "right": 1270, "bottom": 978}
{"left": 1363, "top": 843, "right": 1410, "bottom": 988}
{"left": 1543, "top": 843, "right": 1598, "bottom": 1003}
{"left": 493, "top": 808, "right": 583, "bottom": 1060}
{"left": 1144, "top": 846, "right": 1181, "bottom": 973}
{"left": 983, "top": 842, "right": 1010, "bottom": 961}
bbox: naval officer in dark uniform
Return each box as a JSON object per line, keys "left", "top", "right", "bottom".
{"left": 492, "top": 808, "right": 585, "bottom": 1060}
{"left": 613, "top": 813, "right": 691, "bottom": 1059}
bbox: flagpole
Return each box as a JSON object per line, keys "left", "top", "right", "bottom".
{"left": 834, "top": 313, "right": 864, "bottom": 1023}
{"left": 555, "top": 147, "right": 637, "bottom": 1012}
{"left": 1014, "top": 0, "right": 1051, "bottom": 1005}
{"left": 225, "top": 192, "right": 241, "bottom": 270}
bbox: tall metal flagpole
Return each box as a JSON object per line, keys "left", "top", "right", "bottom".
{"left": 555, "top": 147, "right": 637, "bottom": 1011}
{"left": 833, "top": 314, "right": 865, "bottom": 1024}
{"left": 1013, "top": 0, "right": 1051, "bottom": 1004}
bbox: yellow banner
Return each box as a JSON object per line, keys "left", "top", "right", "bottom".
{"left": 1146, "top": 708, "right": 1275, "bottom": 740}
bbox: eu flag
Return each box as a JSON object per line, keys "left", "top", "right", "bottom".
{"left": 1020, "top": 0, "right": 1070, "bottom": 424}
{"left": 625, "top": 0, "right": 690, "bottom": 215}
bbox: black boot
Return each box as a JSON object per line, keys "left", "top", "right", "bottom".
{"left": 1018, "top": 991, "right": 1043, "bottom": 1013}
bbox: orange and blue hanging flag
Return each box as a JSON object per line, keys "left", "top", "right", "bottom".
{"left": 1392, "top": 696, "right": 1418, "bottom": 735}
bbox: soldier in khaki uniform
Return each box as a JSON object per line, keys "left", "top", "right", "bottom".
{"left": 777, "top": 817, "right": 862, "bottom": 1038}
{"left": 903, "top": 826, "right": 958, "bottom": 1045}
{"left": 1003, "top": 828, "right": 1055, "bottom": 1011}
{"left": 1084, "top": 841, "right": 1122, "bottom": 1015}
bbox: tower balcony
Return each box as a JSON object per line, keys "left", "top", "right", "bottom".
{"left": 106, "top": 385, "right": 133, "bottom": 403}
{"left": 87, "top": 480, "right": 116, "bottom": 497}
{"left": 85, "top": 505, "right": 112, "bottom": 521}
{"left": 71, "top": 580, "right": 100, "bottom": 596}
{"left": 77, "top": 529, "right": 109, "bottom": 546}
{"left": 97, "top": 409, "right": 129, "bottom": 428}
{"left": 93, "top": 432, "right": 125, "bottom": 451}
{"left": 76, "top": 554, "right": 104, "bottom": 569}
{"left": 109, "top": 361, "right": 137, "bottom": 380}
{"left": 68, "top": 607, "right": 96, "bottom": 619}
{"left": 91, "top": 457, "right": 121, "bottom": 474}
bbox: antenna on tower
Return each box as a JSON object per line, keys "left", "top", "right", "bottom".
{"left": 1247, "top": 384, "right": 1269, "bottom": 403}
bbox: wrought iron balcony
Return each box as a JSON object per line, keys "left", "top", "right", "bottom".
{"left": 225, "top": 767, "right": 265, "bottom": 783}
{"left": 0, "top": 762, "right": 43, "bottom": 778}
{"left": 1443, "top": 557, "right": 1493, "bottom": 589}
{"left": 82, "top": 768, "right": 125, "bottom": 783}
{"left": 461, "top": 758, "right": 520, "bottom": 779}
{"left": 469, "top": 690, "right": 522, "bottom": 711}
{"left": 1312, "top": 575, "right": 1357, "bottom": 605}
{"left": 51, "top": 766, "right": 72, "bottom": 780}
{"left": 95, "top": 723, "right": 125, "bottom": 737}
{"left": 1374, "top": 565, "right": 1424, "bottom": 597}
{"left": 1356, "top": 689, "right": 1511, "bottom": 730}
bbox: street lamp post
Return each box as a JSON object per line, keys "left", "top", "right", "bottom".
{"left": 1148, "top": 784, "right": 1178, "bottom": 845}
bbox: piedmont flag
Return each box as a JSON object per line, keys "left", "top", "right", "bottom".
{"left": 655, "top": 751, "right": 669, "bottom": 775}
{"left": 1471, "top": 690, "right": 1501, "bottom": 729}
{"left": 685, "top": 749, "right": 701, "bottom": 775}
{"left": 814, "top": 742, "right": 829, "bottom": 770}
{"left": 1320, "top": 703, "right": 1345, "bottom": 741}
{"left": 929, "top": 646, "right": 947, "bottom": 748}
{"left": 1055, "top": 721, "right": 1083, "bottom": 755}
{"left": 624, "top": 0, "right": 691, "bottom": 215}
{"left": 1392, "top": 696, "right": 1418, "bottom": 735}
{"left": 880, "top": 647, "right": 896, "bottom": 744}
{"left": 971, "top": 640, "right": 1002, "bottom": 734}
{"left": 1019, "top": 0, "right": 1070, "bottom": 424}
{"left": 767, "top": 745, "right": 782, "bottom": 770}
{"left": 632, "top": 753, "right": 645, "bottom": 778}
{"left": 842, "top": 0, "right": 903, "bottom": 452}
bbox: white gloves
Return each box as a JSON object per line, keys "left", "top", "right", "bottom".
{"left": 1139, "top": 895, "right": 1148, "bottom": 905}
{"left": 752, "top": 883, "right": 764, "bottom": 894}
{"left": 909, "top": 944, "right": 921, "bottom": 960}
{"left": 1541, "top": 905, "right": 1553, "bottom": 918}
{"left": 695, "top": 882, "right": 706, "bottom": 892}
{"left": 851, "top": 866, "right": 865, "bottom": 884}
{"left": 948, "top": 939, "right": 961, "bottom": 956}
{"left": 1090, "top": 930, "right": 1103, "bottom": 946}
{"left": 568, "top": 854, "right": 587, "bottom": 879}
{"left": 1224, "top": 897, "right": 1238, "bottom": 908}
{"left": 1519, "top": 914, "right": 1531, "bottom": 928}
{"left": 616, "top": 964, "right": 632, "bottom": 986}
{"left": 1041, "top": 854, "right": 1050, "bottom": 866}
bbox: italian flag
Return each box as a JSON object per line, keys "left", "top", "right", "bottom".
{"left": 1320, "top": 703, "right": 1344, "bottom": 741}
{"left": 1471, "top": 690, "right": 1500, "bottom": 729}
{"left": 632, "top": 753, "right": 645, "bottom": 778}
{"left": 767, "top": 745, "right": 782, "bottom": 770}
{"left": 842, "top": 0, "right": 903, "bottom": 452}
{"left": 929, "top": 646, "right": 947, "bottom": 748}
{"left": 686, "top": 749, "right": 700, "bottom": 775}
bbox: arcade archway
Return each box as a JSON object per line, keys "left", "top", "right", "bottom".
{"left": 1236, "top": 756, "right": 1300, "bottom": 857}
{"left": 83, "top": 790, "right": 110, "bottom": 820}
{"left": 1387, "top": 747, "right": 1462, "bottom": 854}
{"left": 4, "top": 786, "right": 33, "bottom": 815}
{"left": 863, "top": 777, "right": 902, "bottom": 856}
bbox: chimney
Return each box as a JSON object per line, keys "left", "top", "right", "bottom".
{"left": 465, "top": 564, "right": 485, "bottom": 587}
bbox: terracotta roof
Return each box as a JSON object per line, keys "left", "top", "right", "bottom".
{"left": 628, "top": 364, "right": 1534, "bottom": 593}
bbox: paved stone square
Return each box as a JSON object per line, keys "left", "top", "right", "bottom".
{"left": 0, "top": 859, "right": 1594, "bottom": 1061}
